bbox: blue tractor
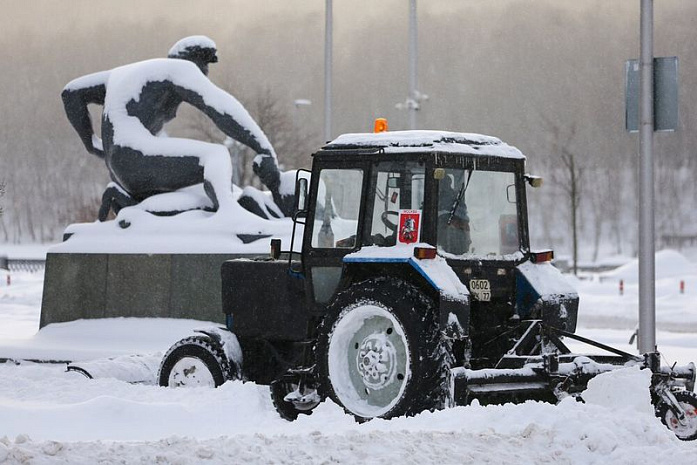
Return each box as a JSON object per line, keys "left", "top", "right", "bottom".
{"left": 159, "top": 129, "right": 697, "bottom": 439}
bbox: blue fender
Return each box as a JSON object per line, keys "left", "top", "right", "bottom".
{"left": 343, "top": 245, "right": 470, "bottom": 338}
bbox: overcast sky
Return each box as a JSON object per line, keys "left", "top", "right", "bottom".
{"left": 1, "top": 0, "right": 695, "bottom": 248}
{"left": 1, "top": 0, "right": 689, "bottom": 137}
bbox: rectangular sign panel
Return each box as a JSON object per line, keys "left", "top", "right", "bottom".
{"left": 625, "top": 56, "right": 679, "bottom": 132}
{"left": 397, "top": 210, "right": 421, "bottom": 244}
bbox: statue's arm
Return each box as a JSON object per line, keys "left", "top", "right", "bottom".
{"left": 174, "top": 78, "right": 276, "bottom": 157}
{"left": 61, "top": 71, "right": 110, "bottom": 158}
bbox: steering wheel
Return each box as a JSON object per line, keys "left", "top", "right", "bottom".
{"left": 381, "top": 211, "right": 399, "bottom": 232}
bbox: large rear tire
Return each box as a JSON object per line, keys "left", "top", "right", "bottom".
{"left": 656, "top": 390, "right": 697, "bottom": 441}
{"left": 316, "top": 277, "right": 452, "bottom": 421}
{"left": 158, "top": 335, "right": 232, "bottom": 388}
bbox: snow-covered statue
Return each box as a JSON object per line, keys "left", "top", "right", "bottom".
{"left": 61, "top": 35, "right": 289, "bottom": 221}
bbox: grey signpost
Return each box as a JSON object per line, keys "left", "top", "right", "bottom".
{"left": 625, "top": 0, "right": 678, "bottom": 354}
{"left": 639, "top": 0, "right": 656, "bottom": 354}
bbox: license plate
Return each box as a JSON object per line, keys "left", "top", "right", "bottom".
{"left": 469, "top": 279, "right": 491, "bottom": 301}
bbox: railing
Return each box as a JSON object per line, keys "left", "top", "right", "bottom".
{"left": 661, "top": 234, "right": 697, "bottom": 249}
{"left": 0, "top": 257, "right": 46, "bottom": 273}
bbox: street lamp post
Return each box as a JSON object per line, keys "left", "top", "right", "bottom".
{"left": 408, "top": 0, "right": 418, "bottom": 130}
{"left": 324, "top": 0, "right": 333, "bottom": 142}
{"left": 396, "top": 0, "right": 427, "bottom": 128}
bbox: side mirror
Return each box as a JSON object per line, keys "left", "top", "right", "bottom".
{"left": 296, "top": 177, "right": 309, "bottom": 214}
{"left": 524, "top": 174, "right": 543, "bottom": 188}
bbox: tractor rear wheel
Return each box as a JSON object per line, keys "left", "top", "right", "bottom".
{"left": 316, "top": 277, "right": 452, "bottom": 421}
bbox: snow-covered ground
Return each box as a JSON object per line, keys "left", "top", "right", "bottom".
{"left": 1, "top": 248, "right": 696, "bottom": 464}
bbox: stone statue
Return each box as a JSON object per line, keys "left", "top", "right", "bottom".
{"left": 62, "top": 35, "right": 290, "bottom": 221}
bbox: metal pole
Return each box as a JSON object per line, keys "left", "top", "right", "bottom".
{"left": 324, "top": 0, "right": 333, "bottom": 142}
{"left": 638, "top": 0, "right": 656, "bottom": 353}
{"left": 408, "top": 0, "right": 417, "bottom": 130}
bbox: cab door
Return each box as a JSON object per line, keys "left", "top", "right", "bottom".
{"left": 361, "top": 159, "right": 426, "bottom": 248}
{"left": 302, "top": 161, "right": 368, "bottom": 307}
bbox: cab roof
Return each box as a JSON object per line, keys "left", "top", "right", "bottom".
{"left": 322, "top": 130, "right": 525, "bottom": 160}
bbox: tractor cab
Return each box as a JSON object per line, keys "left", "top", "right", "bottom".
{"left": 294, "top": 129, "right": 563, "bottom": 365}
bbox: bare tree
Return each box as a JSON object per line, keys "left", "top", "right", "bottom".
{"left": 0, "top": 180, "right": 5, "bottom": 217}
{"left": 242, "top": 87, "right": 317, "bottom": 170}
{"left": 585, "top": 167, "right": 604, "bottom": 262}
{"left": 543, "top": 120, "right": 583, "bottom": 274}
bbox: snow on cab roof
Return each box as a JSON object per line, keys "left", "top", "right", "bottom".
{"left": 325, "top": 130, "right": 525, "bottom": 159}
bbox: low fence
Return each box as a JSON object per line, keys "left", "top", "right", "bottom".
{"left": 0, "top": 256, "right": 46, "bottom": 273}
{"left": 661, "top": 234, "right": 697, "bottom": 250}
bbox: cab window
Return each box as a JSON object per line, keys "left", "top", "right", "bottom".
{"left": 367, "top": 162, "right": 425, "bottom": 247}
{"left": 311, "top": 169, "right": 364, "bottom": 249}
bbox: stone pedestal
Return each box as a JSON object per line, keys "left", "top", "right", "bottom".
{"left": 40, "top": 252, "right": 261, "bottom": 327}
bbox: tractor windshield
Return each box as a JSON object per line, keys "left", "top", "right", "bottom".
{"left": 437, "top": 169, "right": 519, "bottom": 258}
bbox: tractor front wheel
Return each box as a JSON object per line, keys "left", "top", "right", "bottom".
{"left": 158, "top": 335, "right": 232, "bottom": 388}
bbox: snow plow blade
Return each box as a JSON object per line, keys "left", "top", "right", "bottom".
{"left": 452, "top": 321, "right": 695, "bottom": 407}
{"left": 66, "top": 354, "right": 162, "bottom": 384}
{"left": 454, "top": 356, "right": 695, "bottom": 399}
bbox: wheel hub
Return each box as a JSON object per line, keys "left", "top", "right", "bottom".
{"left": 168, "top": 356, "right": 216, "bottom": 388}
{"left": 283, "top": 384, "right": 322, "bottom": 411}
{"left": 356, "top": 333, "right": 397, "bottom": 390}
{"left": 327, "top": 304, "right": 411, "bottom": 418}
{"left": 667, "top": 404, "right": 697, "bottom": 436}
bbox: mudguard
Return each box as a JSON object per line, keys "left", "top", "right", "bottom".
{"left": 515, "top": 260, "right": 579, "bottom": 332}
{"left": 343, "top": 245, "right": 470, "bottom": 338}
{"left": 195, "top": 327, "right": 244, "bottom": 379}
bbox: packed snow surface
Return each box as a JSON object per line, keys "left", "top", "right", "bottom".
{"left": 0, "top": 361, "right": 695, "bottom": 464}
{"left": 1, "top": 247, "right": 697, "bottom": 463}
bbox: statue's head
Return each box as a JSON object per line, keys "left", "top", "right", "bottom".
{"left": 168, "top": 36, "right": 218, "bottom": 75}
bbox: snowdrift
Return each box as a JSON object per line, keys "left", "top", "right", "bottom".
{"left": 599, "top": 249, "right": 697, "bottom": 284}
{"left": 0, "top": 364, "right": 694, "bottom": 464}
